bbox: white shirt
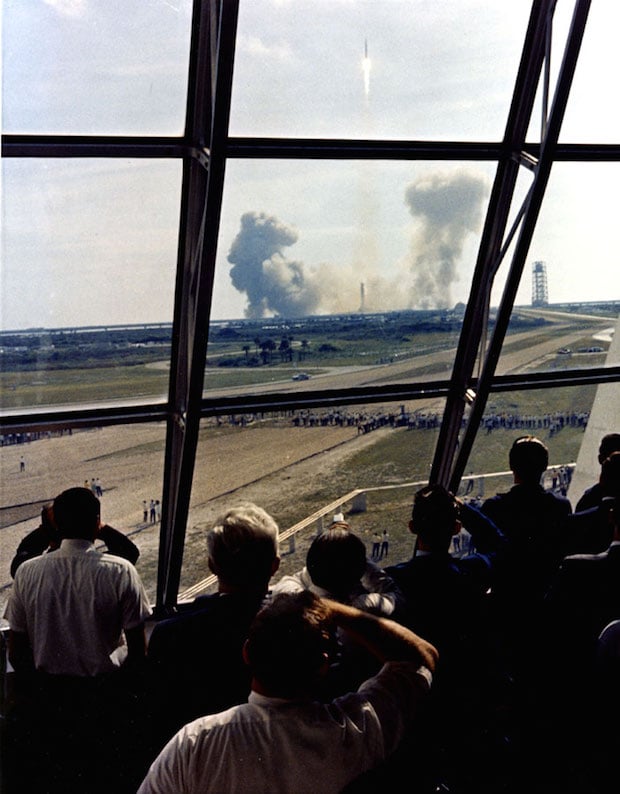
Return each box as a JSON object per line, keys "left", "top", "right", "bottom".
{"left": 5, "top": 538, "right": 152, "bottom": 676}
{"left": 271, "top": 562, "right": 399, "bottom": 616}
{"left": 137, "top": 661, "right": 432, "bottom": 794}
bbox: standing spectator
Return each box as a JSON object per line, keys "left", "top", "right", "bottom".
{"left": 149, "top": 499, "right": 157, "bottom": 523}
{"left": 379, "top": 528, "right": 389, "bottom": 559}
{"left": 271, "top": 523, "right": 406, "bottom": 693}
{"left": 574, "top": 432, "right": 620, "bottom": 512}
{"left": 138, "top": 592, "right": 437, "bottom": 794}
{"left": 95, "top": 477, "right": 103, "bottom": 497}
{"left": 3, "top": 486, "right": 152, "bottom": 794}
{"left": 143, "top": 500, "right": 149, "bottom": 523}
{"left": 272, "top": 523, "right": 403, "bottom": 618}
{"left": 154, "top": 500, "right": 161, "bottom": 522}
{"left": 564, "top": 451, "right": 620, "bottom": 554}
{"left": 480, "top": 435, "right": 572, "bottom": 614}
{"left": 19, "top": 455, "right": 25, "bottom": 472}
{"left": 371, "top": 531, "right": 381, "bottom": 559}
{"left": 10, "top": 502, "right": 140, "bottom": 577}
{"left": 385, "top": 484, "right": 507, "bottom": 784}
{"left": 146, "top": 503, "right": 280, "bottom": 751}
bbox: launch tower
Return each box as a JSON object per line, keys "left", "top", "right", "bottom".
{"left": 532, "top": 260, "right": 549, "bottom": 306}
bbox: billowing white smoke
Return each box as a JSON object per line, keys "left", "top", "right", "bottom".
{"left": 404, "top": 168, "right": 488, "bottom": 309}
{"left": 227, "top": 212, "right": 321, "bottom": 318}
{"left": 228, "top": 169, "right": 488, "bottom": 317}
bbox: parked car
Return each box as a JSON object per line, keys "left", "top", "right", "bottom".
{"left": 292, "top": 372, "right": 310, "bottom": 381}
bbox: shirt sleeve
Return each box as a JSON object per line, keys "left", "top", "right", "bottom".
{"left": 119, "top": 564, "right": 153, "bottom": 629}
{"left": 354, "top": 661, "right": 432, "bottom": 755}
{"left": 4, "top": 568, "right": 28, "bottom": 632}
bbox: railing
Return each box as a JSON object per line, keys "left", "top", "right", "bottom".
{"left": 176, "top": 463, "right": 575, "bottom": 603}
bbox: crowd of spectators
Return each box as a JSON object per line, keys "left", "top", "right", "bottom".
{"left": 2, "top": 431, "right": 620, "bottom": 793}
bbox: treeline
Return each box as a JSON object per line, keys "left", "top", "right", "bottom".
{"left": 0, "top": 327, "right": 172, "bottom": 371}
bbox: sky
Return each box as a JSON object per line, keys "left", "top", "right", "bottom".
{"left": 1, "top": 0, "right": 619, "bottom": 330}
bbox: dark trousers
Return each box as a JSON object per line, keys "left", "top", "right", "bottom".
{"left": 2, "top": 670, "right": 149, "bottom": 794}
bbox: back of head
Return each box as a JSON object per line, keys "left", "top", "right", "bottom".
{"left": 598, "top": 433, "right": 620, "bottom": 465}
{"left": 245, "top": 591, "right": 332, "bottom": 698}
{"left": 600, "top": 451, "right": 620, "bottom": 499}
{"left": 411, "top": 484, "right": 459, "bottom": 553}
{"left": 306, "top": 525, "right": 366, "bottom": 596}
{"left": 509, "top": 436, "right": 548, "bottom": 484}
{"left": 207, "top": 503, "right": 279, "bottom": 592}
{"left": 53, "top": 487, "right": 100, "bottom": 540}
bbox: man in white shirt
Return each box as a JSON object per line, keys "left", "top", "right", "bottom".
{"left": 138, "top": 591, "right": 437, "bottom": 794}
{"left": 4, "top": 486, "right": 152, "bottom": 794}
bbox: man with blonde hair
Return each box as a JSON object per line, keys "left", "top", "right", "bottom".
{"left": 146, "top": 502, "right": 280, "bottom": 751}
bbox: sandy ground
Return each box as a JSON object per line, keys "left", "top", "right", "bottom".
{"left": 0, "top": 419, "right": 391, "bottom": 616}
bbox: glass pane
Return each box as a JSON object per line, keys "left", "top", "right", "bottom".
{"left": 494, "top": 163, "right": 620, "bottom": 377}
{"left": 0, "top": 422, "right": 166, "bottom": 618}
{"left": 206, "top": 159, "right": 496, "bottom": 396}
{"left": 231, "top": 0, "right": 530, "bottom": 140}
{"left": 559, "top": 0, "right": 620, "bottom": 144}
{"left": 463, "top": 384, "right": 596, "bottom": 508}
{"left": 179, "top": 400, "right": 445, "bottom": 598}
{"left": 2, "top": 0, "right": 192, "bottom": 135}
{"left": 1, "top": 159, "right": 181, "bottom": 409}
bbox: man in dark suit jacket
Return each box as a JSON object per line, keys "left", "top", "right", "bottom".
{"left": 563, "top": 451, "right": 620, "bottom": 555}
{"left": 574, "top": 432, "right": 620, "bottom": 512}
{"left": 541, "top": 496, "right": 620, "bottom": 787}
{"left": 386, "top": 484, "right": 506, "bottom": 654}
{"left": 480, "top": 435, "right": 572, "bottom": 613}
{"left": 384, "top": 484, "right": 507, "bottom": 787}
{"left": 145, "top": 503, "right": 280, "bottom": 754}
{"left": 545, "top": 496, "right": 620, "bottom": 659}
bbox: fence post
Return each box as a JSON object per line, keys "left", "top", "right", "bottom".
{"left": 350, "top": 491, "right": 367, "bottom": 513}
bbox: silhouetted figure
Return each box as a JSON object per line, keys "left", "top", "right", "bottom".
{"left": 385, "top": 484, "right": 507, "bottom": 790}
{"left": 3, "top": 487, "right": 151, "bottom": 794}
{"left": 10, "top": 503, "right": 139, "bottom": 578}
{"left": 564, "top": 451, "right": 620, "bottom": 555}
{"left": 575, "top": 432, "right": 620, "bottom": 512}
{"left": 146, "top": 503, "right": 280, "bottom": 755}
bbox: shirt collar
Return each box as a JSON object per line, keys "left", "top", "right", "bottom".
{"left": 59, "top": 538, "right": 96, "bottom": 552}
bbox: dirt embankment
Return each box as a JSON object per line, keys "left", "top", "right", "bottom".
{"left": 0, "top": 419, "right": 392, "bottom": 613}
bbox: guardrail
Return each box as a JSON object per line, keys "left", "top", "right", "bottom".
{"left": 177, "top": 465, "right": 574, "bottom": 603}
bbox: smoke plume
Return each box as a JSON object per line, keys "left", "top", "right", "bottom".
{"left": 227, "top": 212, "right": 321, "bottom": 318}
{"left": 404, "top": 168, "right": 488, "bottom": 309}
{"left": 227, "top": 169, "right": 488, "bottom": 318}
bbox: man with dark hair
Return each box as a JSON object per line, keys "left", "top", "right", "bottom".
{"left": 6, "top": 487, "right": 151, "bottom": 676}
{"left": 3, "top": 486, "right": 152, "bottom": 794}
{"left": 10, "top": 501, "right": 139, "bottom": 578}
{"left": 138, "top": 592, "right": 438, "bottom": 794}
{"left": 271, "top": 522, "right": 402, "bottom": 617}
{"left": 575, "top": 432, "right": 620, "bottom": 512}
{"left": 481, "top": 435, "right": 572, "bottom": 610}
{"left": 386, "top": 484, "right": 506, "bottom": 651}
{"left": 146, "top": 503, "right": 281, "bottom": 749}
{"left": 384, "top": 484, "right": 506, "bottom": 784}
{"left": 564, "top": 451, "right": 620, "bottom": 554}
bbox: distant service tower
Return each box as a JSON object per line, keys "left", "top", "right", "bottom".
{"left": 359, "top": 282, "right": 366, "bottom": 313}
{"left": 532, "top": 260, "right": 549, "bottom": 306}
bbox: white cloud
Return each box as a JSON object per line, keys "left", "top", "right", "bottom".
{"left": 43, "top": 0, "right": 87, "bottom": 18}
{"left": 238, "top": 34, "right": 293, "bottom": 62}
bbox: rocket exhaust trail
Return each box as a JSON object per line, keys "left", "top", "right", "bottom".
{"left": 362, "top": 38, "right": 371, "bottom": 98}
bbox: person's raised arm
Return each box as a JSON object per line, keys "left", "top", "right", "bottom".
{"left": 322, "top": 598, "right": 438, "bottom": 673}
{"left": 459, "top": 500, "right": 507, "bottom": 555}
{"left": 97, "top": 524, "right": 140, "bottom": 564}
